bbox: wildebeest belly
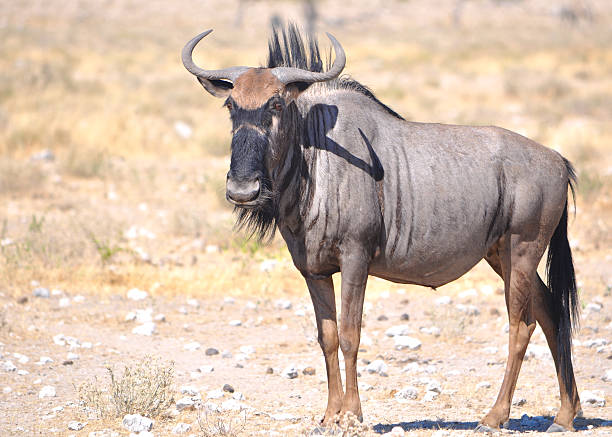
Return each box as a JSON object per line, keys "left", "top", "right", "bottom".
{"left": 370, "top": 137, "right": 509, "bottom": 287}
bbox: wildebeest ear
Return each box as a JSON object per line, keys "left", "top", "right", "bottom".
{"left": 284, "top": 81, "right": 312, "bottom": 99}
{"left": 197, "top": 77, "right": 233, "bottom": 98}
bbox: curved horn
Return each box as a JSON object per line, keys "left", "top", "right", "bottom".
{"left": 181, "top": 29, "right": 250, "bottom": 82}
{"left": 270, "top": 32, "right": 346, "bottom": 84}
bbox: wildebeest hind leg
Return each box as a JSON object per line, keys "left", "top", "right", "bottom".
{"left": 306, "top": 277, "right": 344, "bottom": 425}
{"left": 478, "top": 236, "right": 537, "bottom": 431}
{"left": 533, "top": 274, "right": 581, "bottom": 431}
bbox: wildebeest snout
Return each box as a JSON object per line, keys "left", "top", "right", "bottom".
{"left": 226, "top": 174, "right": 260, "bottom": 204}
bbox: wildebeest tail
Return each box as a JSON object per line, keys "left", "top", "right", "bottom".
{"left": 546, "top": 157, "right": 578, "bottom": 394}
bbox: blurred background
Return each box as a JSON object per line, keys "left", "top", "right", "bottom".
{"left": 1, "top": 0, "right": 611, "bottom": 297}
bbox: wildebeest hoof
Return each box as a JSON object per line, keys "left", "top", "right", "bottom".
{"left": 474, "top": 423, "right": 499, "bottom": 433}
{"left": 546, "top": 423, "right": 569, "bottom": 433}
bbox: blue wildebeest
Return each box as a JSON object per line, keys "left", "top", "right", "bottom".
{"left": 182, "top": 25, "right": 581, "bottom": 432}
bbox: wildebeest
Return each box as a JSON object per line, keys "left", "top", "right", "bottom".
{"left": 182, "top": 25, "right": 581, "bottom": 432}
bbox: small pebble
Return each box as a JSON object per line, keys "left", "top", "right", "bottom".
{"left": 205, "top": 348, "right": 219, "bottom": 356}
{"left": 302, "top": 367, "right": 316, "bottom": 375}
{"left": 223, "top": 384, "right": 235, "bottom": 393}
{"left": 39, "top": 386, "right": 56, "bottom": 398}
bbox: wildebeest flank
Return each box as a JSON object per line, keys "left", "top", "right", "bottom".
{"left": 182, "top": 24, "right": 581, "bottom": 432}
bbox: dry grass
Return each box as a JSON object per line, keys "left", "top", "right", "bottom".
{"left": 197, "top": 408, "right": 247, "bottom": 437}
{"left": 77, "top": 356, "right": 174, "bottom": 419}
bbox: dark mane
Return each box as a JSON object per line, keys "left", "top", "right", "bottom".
{"left": 267, "top": 23, "right": 404, "bottom": 120}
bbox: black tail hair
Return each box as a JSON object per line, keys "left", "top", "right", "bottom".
{"left": 546, "top": 158, "right": 578, "bottom": 395}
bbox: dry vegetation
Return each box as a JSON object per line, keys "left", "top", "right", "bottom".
{"left": 1, "top": 0, "right": 612, "bottom": 435}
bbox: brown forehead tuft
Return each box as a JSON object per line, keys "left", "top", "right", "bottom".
{"left": 231, "top": 68, "right": 284, "bottom": 110}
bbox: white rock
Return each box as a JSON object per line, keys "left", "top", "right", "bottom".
{"left": 423, "top": 391, "right": 439, "bottom": 401}
{"left": 223, "top": 296, "right": 235, "bottom": 304}
{"left": 584, "top": 338, "right": 608, "bottom": 348}
{"left": 17, "top": 369, "right": 29, "bottom": 375}
{"left": 154, "top": 314, "right": 166, "bottom": 322}
{"left": 180, "top": 386, "right": 199, "bottom": 396}
{"left": 274, "top": 299, "right": 292, "bottom": 310}
{"left": 459, "top": 288, "right": 478, "bottom": 299}
{"left": 172, "top": 422, "right": 192, "bottom": 434}
{"left": 68, "top": 421, "right": 87, "bottom": 431}
{"left": 3, "top": 360, "right": 17, "bottom": 372}
{"left": 122, "top": 414, "right": 153, "bottom": 433}
{"left": 125, "top": 312, "right": 137, "bottom": 322}
{"left": 203, "top": 401, "right": 219, "bottom": 412}
{"left": 232, "top": 392, "right": 245, "bottom": 400}
{"left": 39, "top": 385, "right": 56, "bottom": 398}
{"left": 220, "top": 399, "right": 248, "bottom": 411}
{"left": 135, "top": 309, "right": 153, "bottom": 323}
{"left": 33, "top": 287, "right": 50, "bottom": 298}
{"left": 73, "top": 295, "right": 85, "bottom": 303}
{"left": 229, "top": 320, "right": 242, "bottom": 327}
{"left": 132, "top": 322, "right": 155, "bottom": 336}
{"left": 481, "top": 346, "right": 498, "bottom": 355}
{"left": 385, "top": 325, "right": 412, "bottom": 337}
{"left": 3, "top": 386, "right": 12, "bottom": 393}
{"left": 512, "top": 396, "right": 527, "bottom": 406}
{"left": 59, "top": 297, "right": 71, "bottom": 308}
{"left": 476, "top": 381, "right": 491, "bottom": 390}
{"left": 282, "top": 366, "right": 299, "bottom": 379}
{"left": 67, "top": 352, "right": 80, "bottom": 361}
{"left": 394, "top": 386, "right": 418, "bottom": 400}
{"left": 394, "top": 336, "right": 422, "bottom": 351}
{"left": 207, "top": 389, "right": 225, "bottom": 399}
{"left": 365, "top": 359, "right": 388, "bottom": 375}
{"left": 419, "top": 326, "right": 440, "bottom": 336}
{"left": 425, "top": 379, "right": 442, "bottom": 393}
{"left": 245, "top": 301, "right": 257, "bottom": 310}
{"left": 382, "top": 426, "right": 405, "bottom": 437}
{"left": 239, "top": 345, "right": 255, "bottom": 355}
{"left": 435, "top": 296, "right": 452, "bottom": 305}
{"left": 184, "top": 342, "right": 201, "bottom": 351}
{"left": 525, "top": 344, "right": 550, "bottom": 360}
{"left": 126, "top": 288, "right": 148, "bottom": 301}
{"left": 176, "top": 397, "right": 195, "bottom": 411}
{"left": 432, "top": 431, "right": 450, "bottom": 437}
{"left": 402, "top": 362, "right": 421, "bottom": 373}
{"left": 174, "top": 121, "right": 193, "bottom": 139}
{"left": 603, "top": 369, "right": 612, "bottom": 382}
{"left": 586, "top": 302, "right": 602, "bottom": 313}
{"left": 455, "top": 304, "right": 480, "bottom": 316}
{"left": 581, "top": 390, "right": 606, "bottom": 407}
{"left": 186, "top": 298, "right": 199, "bottom": 308}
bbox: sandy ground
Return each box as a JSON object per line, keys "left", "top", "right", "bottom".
{"left": 1, "top": 250, "right": 611, "bottom": 436}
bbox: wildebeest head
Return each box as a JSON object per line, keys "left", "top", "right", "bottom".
{"left": 181, "top": 29, "right": 345, "bottom": 237}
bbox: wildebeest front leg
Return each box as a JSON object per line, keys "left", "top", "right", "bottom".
{"left": 338, "top": 254, "right": 368, "bottom": 421}
{"left": 306, "top": 277, "right": 344, "bottom": 424}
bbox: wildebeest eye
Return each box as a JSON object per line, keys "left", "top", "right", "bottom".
{"left": 225, "top": 101, "right": 233, "bottom": 111}
{"left": 270, "top": 99, "right": 283, "bottom": 113}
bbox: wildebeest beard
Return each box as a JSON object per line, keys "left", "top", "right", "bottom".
{"left": 234, "top": 173, "right": 278, "bottom": 241}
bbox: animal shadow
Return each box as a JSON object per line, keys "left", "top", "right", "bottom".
{"left": 373, "top": 416, "right": 612, "bottom": 433}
